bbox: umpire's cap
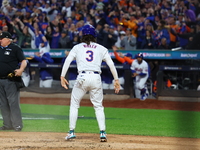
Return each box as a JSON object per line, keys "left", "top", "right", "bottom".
{"left": 0, "top": 31, "right": 12, "bottom": 39}
{"left": 135, "top": 53, "right": 143, "bottom": 59}
{"left": 82, "top": 24, "right": 96, "bottom": 37}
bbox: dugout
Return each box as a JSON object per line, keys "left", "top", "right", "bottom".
{"left": 21, "top": 49, "right": 200, "bottom": 100}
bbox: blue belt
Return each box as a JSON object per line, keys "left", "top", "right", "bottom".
{"left": 82, "top": 71, "right": 99, "bottom": 74}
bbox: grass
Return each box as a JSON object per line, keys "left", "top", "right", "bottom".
{"left": 0, "top": 104, "right": 200, "bottom": 138}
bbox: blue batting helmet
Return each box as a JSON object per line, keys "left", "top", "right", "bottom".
{"left": 135, "top": 53, "right": 143, "bottom": 59}
{"left": 82, "top": 24, "right": 96, "bottom": 37}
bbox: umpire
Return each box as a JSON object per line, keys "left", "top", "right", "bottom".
{"left": 0, "top": 31, "right": 27, "bottom": 131}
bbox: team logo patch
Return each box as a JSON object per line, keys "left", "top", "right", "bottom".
{"left": 6, "top": 48, "right": 12, "bottom": 51}
{"left": 4, "top": 51, "right": 10, "bottom": 55}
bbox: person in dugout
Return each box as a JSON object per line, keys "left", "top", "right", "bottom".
{"left": 31, "top": 52, "right": 54, "bottom": 88}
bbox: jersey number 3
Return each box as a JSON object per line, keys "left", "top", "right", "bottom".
{"left": 86, "top": 50, "right": 93, "bottom": 62}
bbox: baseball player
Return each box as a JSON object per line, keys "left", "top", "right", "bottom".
{"left": 60, "top": 24, "right": 120, "bottom": 142}
{"left": 32, "top": 52, "right": 54, "bottom": 88}
{"left": 131, "top": 53, "right": 149, "bottom": 100}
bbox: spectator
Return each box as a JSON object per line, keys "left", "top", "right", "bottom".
{"left": 102, "top": 25, "right": 118, "bottom": 49}
{"left": 10, "top": 18, "right": 32, "bottom": 48}
{"left": 68, "top": 23, "right": 79, "bottom": 41}
{"left": 42, "top": 1, "right": 51, "bottom": 14}
{"left": 141, "top": 30, "right": 155, "bottom": 49}
{"left": 154, "top": 20, "right": 170, "bottom": 48}
{"left": 120, "top": 28, "right": 137, "bottom": 50}
{"left": 62, "top": 23, "right": 70, "bottom": 33}
{"left": 61, "top": 1, "right": 73, "bottom": 18}
{"left": 177, "top": 25, "right": 196, "bottom": 49}
{"left": 47, "top": 3, "right": 59, "bottom": 22}
{"left": 96, "top": 22, "right": 104, "bottom": 45}
{"left": 51, "top": 26, "right": 61, "bottom": 48}
{"left": 115, "top": 30, "right": 125, "bottom": 49}
{"left": 69, "top": 34, "right": 79, "bottom": 48}
{"left": 137, "top": 19, "right": 146, "bottom": 49}
{"left": 157, "top": 38, "right": 170, "bottom": 49}
{"left": 58, "top": 30, "right": 71, "bottom": 48}
{"left": 176, "top": 22, "right": 192, "bottom": 49}
{"left": 95, "top": 13, "right": 106, "bottom": 27}
{"left": 121, "top": 14, "right": 138, "bottom": 38}
{"left": 186, "top": 22, "right": 200, "bottom": 50}
{"left": 167, "top": 16, "right": 180, "bottom": 48}
{"left": 45, "top": 25, "right": 53, "bottom": 47}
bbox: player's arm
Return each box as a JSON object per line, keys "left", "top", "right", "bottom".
{"left": 15, "top": 59, "right": 27, "bottom": 76}
{"left": 104, "top": 56, "right": 120, "bottom": 94}
{"left": 112, "top": 46, "right": 125, "bottom": 63}
{"left": 124, "top": 56, "right": 134, "bottom": 65}
{"left": 130, "top": 61, "right": 137, "bottom": 77}
{"left": 60, "top": 52, "right": 75, "bottom": 89}
{"left": 113, "top": 51, "right": 126, "bottom": 63}
{"left": 132, "top": 70, "right": 147, "bottom": 77}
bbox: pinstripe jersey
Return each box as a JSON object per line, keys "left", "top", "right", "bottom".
{"left": 61, "top": 42, "right": 118, "bottom": 80}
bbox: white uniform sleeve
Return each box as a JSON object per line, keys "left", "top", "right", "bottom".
{"left": 130, "top": 60, "right": 135, "bottom": 71}
{"left": 104, "top": 56, "right": 119, "bottom": 80}
{"left": 61, "top": 51, "right": 75, "bottom": 77}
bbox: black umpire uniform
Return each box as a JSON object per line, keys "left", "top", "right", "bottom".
{"left": 0, "top": 32, "right": 27, "bottom": 131}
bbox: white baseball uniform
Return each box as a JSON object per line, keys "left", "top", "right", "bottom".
{"left": 61, "top": 42, "right": 119, "bottom": 131}
{"left": 131, "top": 59, "right": 149, "bottom": 98}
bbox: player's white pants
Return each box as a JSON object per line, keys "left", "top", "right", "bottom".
{"left": 39, "top": 79, "right": 53, "bottom": 88}
{"left": 134, "top": 75, "right": 149, "bottom": 97}
{"left": 69, "top": 72, "right": 105, "bottom": 131}
{"left": 68, "top": 80, "right": 76, "bottom": 89}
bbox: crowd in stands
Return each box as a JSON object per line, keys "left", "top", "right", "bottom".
{"left": 0, "top": 0, "right": 200, "bottom": 50}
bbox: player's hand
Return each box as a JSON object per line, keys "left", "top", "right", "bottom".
{"left": 132, "top": 73, "right": 138, "bottom": 77}
{"left": 14, "top": 69, "right": 23, "bottom": 76}
{"left": 114, "top": 79, "right": 120, "bottom": 94}
{"left": 112, "top": 45, "right": 118, "bottom": 52}
{"left": 60, "top": 76, "right": 69, "bottom": 89}
{"left": 119, "top": 52, "right": 124, "bottom": 57}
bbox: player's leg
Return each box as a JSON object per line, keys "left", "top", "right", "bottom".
{"left": 66, "top": 76, "right": 87, "bottom": 140}
{"left": 68, "top": 80, "right": 76, "bottom": 89}
{"left": 89, "top": 75, "right": 107, "bottom": 142}
{"left": 133, "top": 78, "right": 140, "bottom": 98}
{"left": 137, "top": 77, "right": 149, "bottom": 100}
{"left": 135, "top": 88, "right": 141, "bottom": 98}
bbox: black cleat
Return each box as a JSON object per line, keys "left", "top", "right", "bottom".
{"left": 0, "top": 126, "right": 13, "bottom": 130}
{"left": 14, "top": 126, "right": 22, "bottom": 132}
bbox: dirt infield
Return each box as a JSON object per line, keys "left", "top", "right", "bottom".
{"left": 1, "top": 132, "right": 200, "bottom": 150}
{"left": 1, "top": 95, "right": 200, "bottom": 150}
